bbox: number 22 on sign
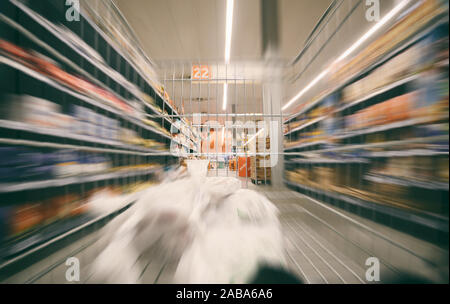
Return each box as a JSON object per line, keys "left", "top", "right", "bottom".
{"left": 191, "top": 65, "right": 211, "bottom": 80}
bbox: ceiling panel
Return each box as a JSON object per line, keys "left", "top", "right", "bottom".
{"left": 113, "top": 0, "right": 333, "bottom": 116}
{"left": 165, "top": 81, "right": 263, "bottom": 115}
{"left": 114, "top": 0, "right": 332, "bottom": 63}
{"left": 279, "top": 0, "right": 333, "bottom": 59}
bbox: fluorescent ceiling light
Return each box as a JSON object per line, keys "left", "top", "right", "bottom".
{"left": 222, "top": 83, "right": 228, "bottom": 110}
{"left": 282, "top": 0, "right": 410, "bottom": 111}
{"left": 225, "top": 0, "right": 234, "bottom": 64}
{"left": 223, "top": 0, "right": 234, "bottom": 113}
{"left": 282, "top": 68, "right": 330, "bottom": 111}
{"left": 337, "top": 0, "right": 410, "bottom": 62}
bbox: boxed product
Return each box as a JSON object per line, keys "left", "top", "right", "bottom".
{"left": 10, "top": 203, "right": 44, "bottom": 236}
{"left": 314, "top": 167, "right": 335, "bottom": 187}
{"left": 435, "top": 156, "right": 449, "bottom": 181}
{"left": 250, "top": 167, "right": 271, "bottom": 180}
{"left": 44, "top": 193, "right": 82, "bottom": 222}
{"left": 71, "top": 105, "right": 88, "bottom": 121}
{"left": 0, "top": 95, "right": 62, "bottom": 129}
{"left": 250, "top": 156, "right": 271, "bottom": 168}
{"left": 52, "top": 150, "right": 81, "bottom": 178}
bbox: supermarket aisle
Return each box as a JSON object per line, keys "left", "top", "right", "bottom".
{"left": 5, "top": 178, "right": 443, "bottom": 284}
{"left": 255, "top": 187, "right": 366, "bottom": 283}
{"left": 111, "top": 183, "right": 448, "bottom": 284}
{"left": 267, "top": 187, "right": 448, "bottom": 284}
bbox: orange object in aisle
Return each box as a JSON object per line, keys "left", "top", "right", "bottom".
{"left": 238, "top": 157, "right": 251, "bottom": 177}
{"left": 229, "top": 158, "right": 236, "bottom": 171}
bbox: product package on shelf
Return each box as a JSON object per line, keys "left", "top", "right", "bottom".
{"left": 332, "top": 0, "right": 445, "bottom": 85}
{"left": 249, "top": 136, "right": 271, "bottom": 183}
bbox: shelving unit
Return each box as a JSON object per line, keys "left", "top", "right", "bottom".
{"left": 284, "top": 180, "right": 448, "bottom": 232}
{"left": 0, "top": 0, "right": 448, "bottom": 285}
{"left": 283, "top": 1, "right": 449, "bottom": 244}
{"left": 0, "top": 167, "right": 161, "bottom": 194}
{"left": 0, "top": 189, "right": 140, "bottom": 275}
{"left": 0, "top": 0, "right": 197, "bottom": 268}
{"left": 284, "top": 10, "right": 449, "bottom": 124}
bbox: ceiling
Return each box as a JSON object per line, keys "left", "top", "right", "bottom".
{"left": 114, "top": 0, "right": 333, "bottom": 63}
{"left": 163, "top": 81, "right": 264, "bottom": 116}
{"left": 113, "top": 0, "right": 410, "bottom": 118}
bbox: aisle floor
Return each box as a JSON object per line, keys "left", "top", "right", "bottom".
{"left": 3, "top": 173, "right": 447, "bottom": 284}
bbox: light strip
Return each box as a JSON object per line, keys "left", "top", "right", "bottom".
{"left": 222, "top": 83, "right": 228, "bottom": 110}
{"left": 223, "top": 0, "right": 234, "bottom": 112}
{"left": 337, "top": 0, "right": 411, "bottom": 62}
{"left": 282, "top": 0, "right": 411, "bottom": 111}
{"left": 225, "top": 0, "right": 234, "bottom": 64}
{"left": 282, "top": 68, "right": 330, "bottom": 111}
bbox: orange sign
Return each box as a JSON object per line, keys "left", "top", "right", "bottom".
{"left": 191, "top": 65, "right": 211, "bottom": 80}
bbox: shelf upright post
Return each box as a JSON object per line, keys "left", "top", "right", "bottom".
{"left": 171, "top": 61, "right": 175, "bottom": 137}
{"left": 78, "top": 4, "right": 86, "bottom": 213}
{"left": 163, "top": 65, "right": 167, "bottom": 158}
{"left": 234, "top": 63, "right": 238, "bottom": 180}
{"left": 179, "top": 62, "right": 185, "bottom": 157}
{"left": 189, "top": 61, "right": 193, "bottom": 160}
{"left": 139, "top": 76, "right": 147, "bottom": 183}
{"left": 263, "top": 83, "right": 267, "bottom": 184}
{"left": 92, "top": 8, "right": 100, "bottom": 194}
{"left": 125, "top": 56, "right": 130, "bottom": 189}
{"left": 114, "top": 40, "right": 121, "bottom": 190}
{"left": 133, "top": 69, "right": 138, "bottom": 188}
{"left": 253, "top": 79, "right": 256, "bottom": 183}
{"left": 206, "top": 61, "right": 210, "bottom": 165}
{"left": 215, "top": 61, "right": 219, "bottom": 176}
{"left": 105, "top": 6, "right": 115, "bottom": 194}
{"left": 243, "top": 67, "right": 248, "bottom": 188}
{"left": 76, "top": 1, "right": 86, "bottom": 249}
{"left": 197, "top": 59, "right": 201, "bottom": 160}
{"left": 224, "top": 63, "right": 228, "bottom": 177}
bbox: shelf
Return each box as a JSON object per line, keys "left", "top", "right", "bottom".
{"left": 171, "top": 127, "right": 198, "bottom": 146}
{"left": 0, "top": 190, "right": 142, "bottom": 269}
{"left": 9, "top": 0, "right": 193, "bottom": 143}
{"left": 0, "top": 10, "right": 105, "bottom": 93}
{"left": 284, "top": 140, "right": 328, "bottom": 151}
{"left": 284, "top": 74, "right": 422, "bottom": 137}
{"left": 77, "top": 4, "right": 182, "bottom": 119}
{"left": 284, "top": 14, "right": 448, "bottom": 123}
{"left": 0, "top": 119, "right": 166, "bottom": 153}
{"left": 0, "top": 137, "right": 172, "bottom": 157}
{"left": 284, "top": 95, "right": 327, "bottom": 124}
{"left": 0, "top": 55, "right": 171, "bottom": 141}
{"left": 365, "top": 173, "right": 449, "bottom": 191}
{"left": 334, "top": 74, "right": 420, "bottom": 114}
{"left": 10, "top": 0, "right": 144, "bottom": 113}
{"left": 194, "top": 152, "right": 272, "bottom": 157}
{"left": 334, "top": 117, "right": 440, "bottom": 140}
{"left": 172, "top": 139, "right": 197, "bottom": 153}
{"left": 284, "top": 116, "right": 327, "bottom": 135}
{"left": 364, "top": 149, "right": 449, "bottom": 158}
{"left": 11, "top": 0, "right": 173, "bottom": 117}
{"left": 286, "top": 158, "right": 368, "bottom": 164}
{"left": 311, "top": 135, "right": 448, "bottom": 153}
{"left": 284, "top": 180, "right": 449, "bottom": 232}
{"left": 0, "top": 167, "right": 160, "bottom": 194}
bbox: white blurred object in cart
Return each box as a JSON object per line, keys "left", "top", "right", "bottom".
{"left": 88, "top": 170, "right": 286, "bottom": 283}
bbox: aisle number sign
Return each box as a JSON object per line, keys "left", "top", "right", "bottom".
{"left": 191, "top": 65, "right": 211, "bottom": 80}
